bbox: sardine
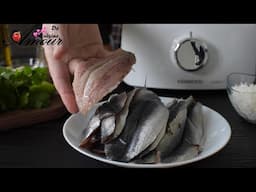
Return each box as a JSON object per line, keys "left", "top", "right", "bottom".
{"left": 104, "top": 99, "right": 147, "bottom": 161}
{"left": 97, "top": 92, "right": 127, "bottom": 119}
{"left": 157, "top": 96, "right": 195, "bottom": 159}
{"left": 162, "top": 101, "right": 205, "bottom": 163}
{"left": 79, "top": 49, "right": 136, "bottom": 115}
{"left": 122, "top": 100, "right": 169, "bottom": 162}
{"left": 184, "top": 102, "right": 205, "bottom": 152}
{"left": 80, "top": 92, "right": 127, "bottom": 147}
{"left": 112, "top": 89, "right": 138, "bottom": 140}
{"left": 138, "top": 120, "right": 167, "bottom": 158}
{"left": 137, "top": 100, "right": 179, "bottom": 159}
{"left": 105, "top": 88, "right": 162, "bottom": 161}
{"left": 79, "top": 105, "right": 103, "bottom": 148}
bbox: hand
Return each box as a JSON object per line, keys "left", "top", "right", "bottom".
{"left": 43, "top": 24, "right": 109, "bottom": 113}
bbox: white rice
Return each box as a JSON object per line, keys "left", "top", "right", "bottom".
{"left": 229, "top": 83, "right": 256, "bottom": 122}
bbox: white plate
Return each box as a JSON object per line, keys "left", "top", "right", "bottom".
{"left": 63, "top": 97, "right": 232, "bottom": 168}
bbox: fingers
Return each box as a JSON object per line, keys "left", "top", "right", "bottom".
{"left": 42, "top": 24, "right": 69, "bottom": 61}
{"left": 44, "top": 45, "right": 78, "bottom": 114}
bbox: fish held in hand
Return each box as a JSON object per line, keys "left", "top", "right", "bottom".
{"left": 72, "top": 49, "right": 136, "bottom": 115}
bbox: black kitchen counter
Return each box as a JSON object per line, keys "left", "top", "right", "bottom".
{"left": 1, "top": 82, "right": 256, "bottom": 168}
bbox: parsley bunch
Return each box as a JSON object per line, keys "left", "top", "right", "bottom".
{"left": 0, "top": 66, "right": 55, "bottom": 112}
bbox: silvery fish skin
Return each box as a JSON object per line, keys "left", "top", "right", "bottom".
{"left": 98, "top": 92, "right": 127, "bottom": 119}
{"left": 161, "top": 141, "right": 200, "bottom": 163}
{"left": 162, "top": 101, "right": 205, "bottom": 163}
{"left": 133, "top": 88, "right": 161, "bottom": 103}
{"left": 122, "top": 100, "right": 169, "bottom": 162}
{"left": 104, "top": 88, "right": 162, "bottom": 161}
{"left": 137, "top": 100, "right": 179, "bottom": 159}
{"left": 80, "top": 105, "right": 103, "bottom": 148}
{"left": 101, "top": 115, "right": 116, "bottom": 144}
{"left": 138, "top": 120, "right": 167, "bottom": 158}
{"left": 80, "top": 93, "right": 127, "bottom": 148}
{"left": 132, "top": 150, "right": 160, "bottom": 164}
{"left": 104, "top": 101, "right": 146, "bottom": 161}
{"left": 157, "top": 96, "right": 195, "bottom": 159}
{"left": 133, "top": 124, "right": 166, "bottom": 164}
{"left": 184, "top": 102, "right": 205, "bottom": 152}
{"left": 98, "top": 92, "right": 127, "bottom": 144}
{"left": 112, "top": 89, "right": 138, "bottom": 140}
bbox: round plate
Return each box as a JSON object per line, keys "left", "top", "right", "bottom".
{"left": 63, "top": 97, "right": 232, "bottom": 168}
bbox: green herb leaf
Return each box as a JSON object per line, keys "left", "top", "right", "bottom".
{"left": 0, "top": 66, "right": 55, "bottom": 112}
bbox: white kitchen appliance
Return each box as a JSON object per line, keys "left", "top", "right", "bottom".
{"left": 121, "top": 24, "right": 256, "bottom": 90}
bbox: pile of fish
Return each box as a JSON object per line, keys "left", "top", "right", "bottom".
{"left": 79, "top": 88, "right": 206, "bottom": 164}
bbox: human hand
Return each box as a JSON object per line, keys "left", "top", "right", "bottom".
{"left": 43, "top": 24, "right": 109, "bottom": 113}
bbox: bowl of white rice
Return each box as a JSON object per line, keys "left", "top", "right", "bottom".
{"left": 227, "top": 73, "right": 256, "bottom": 124}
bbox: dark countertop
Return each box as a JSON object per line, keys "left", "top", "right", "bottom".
{"left": 1, "top": 82, "right": 256, "bottom": 168}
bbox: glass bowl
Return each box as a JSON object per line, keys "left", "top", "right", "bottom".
{"left": 227, "top": 73, "right": 256, "bottom": 124}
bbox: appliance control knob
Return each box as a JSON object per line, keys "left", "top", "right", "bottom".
{"left": 173, "top": 37, "right": 208, "bottom": 71}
